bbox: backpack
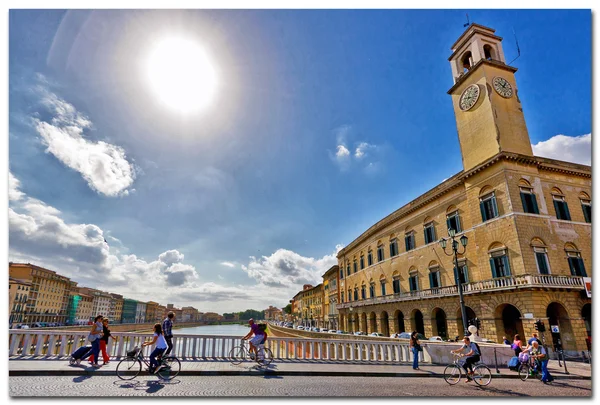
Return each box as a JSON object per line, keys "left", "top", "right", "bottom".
{"left": 472, "top": 342, "right": 481, "bottom": 356}
{"left": 258, "top": 323, "right": 267, "bottom": 332}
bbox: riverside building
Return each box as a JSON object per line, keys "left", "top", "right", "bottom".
{"left": 335, "top": 23, "right": 591, "bottom": 356}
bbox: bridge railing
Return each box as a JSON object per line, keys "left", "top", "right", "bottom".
{"left": 8, "top": 330, "right": 423, "bottom": 363}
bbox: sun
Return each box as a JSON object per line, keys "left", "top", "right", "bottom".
{"left": 145, "top": 36, "right": 218, "bottom": 114}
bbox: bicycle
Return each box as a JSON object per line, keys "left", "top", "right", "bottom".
{"left": 518, "top": 355, "right": 543, "bottom": 381}
{"left": 116, "top": 346, "right": 181, "bottom": 381}
{"left": 444, "top": 353, "right": 492, "bottom": 386}
{"left": 228, "top": 339, "right": 273, "bottom": 366}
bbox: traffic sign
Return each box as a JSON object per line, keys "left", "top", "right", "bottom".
{"left": 551, "top": 325, "right": 560, "bottom": 333}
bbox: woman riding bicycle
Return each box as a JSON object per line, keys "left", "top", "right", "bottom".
{"left": 450, "top": 336, "right": 481, "bottom": 382}
{"left": 142, "top": 323, "right": 168, "bottom": 374}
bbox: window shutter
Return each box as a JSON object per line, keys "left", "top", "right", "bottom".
{"left": 502, "top": 255, "right": 511, "bottom": 276}
{"left": 577, "top": 258, "right": 587, "bottom": 277}
{"left": 532, "top": 194, "right": 539, "bottom": 214}
{"left": 553, "top": 200, "right": 561, "bottom": 219}
{"left": 490, "top": 258, "right": 498, "bottom": 278}
{"left": 563, "top": 203, "right": 572, "bottom": 221}
{"left": 405, "top": 236, "right": 410, "bottom": 252}
{"left": 491, "top": 194, "right": 498, "bottom": 217}
{"left": 520, "top": 192, "right": 528, "bottom": 213}
{"left": 567, "top": 257, "right": 577, "bottom": 276}
{"left": 536, "top": 253, "right": 549, "bottom": 275}
{"left": 446, "top": 218, "right": 452, "bottom": 232}
{"left": 429, "top": 273, "right": 434, "bottom": 289}
{"left": 453, "top": 266, "right": 459, "bottom": 284}
{"left": 480, "top": 201, "right": 487, "bottom": 222}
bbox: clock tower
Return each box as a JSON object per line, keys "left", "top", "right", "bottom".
{"left": 448, "top": 24, "right": 533, "bottom": 171}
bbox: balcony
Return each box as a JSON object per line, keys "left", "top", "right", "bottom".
{"left": 337, "top": 274, "right": 585, "bottom": 309}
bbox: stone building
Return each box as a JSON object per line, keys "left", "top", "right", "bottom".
{"left": 9, "top": 277, "right": 31, "bottom": 327}
{"left": 322, "top": 265, "right": 340, "bottom": 330}
{"left": 335, "top": 23, "right": 591, "bottom": 356}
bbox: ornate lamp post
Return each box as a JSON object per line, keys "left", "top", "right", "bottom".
{"left": 348, "top": 307, "right": 354, "bottom": 333}
{"left": 439, "top": 228, "right": 470, "bottom": 336}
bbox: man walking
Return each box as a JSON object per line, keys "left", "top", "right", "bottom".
{"left": 162, "top": 311, "right": 175, "bottom": 356}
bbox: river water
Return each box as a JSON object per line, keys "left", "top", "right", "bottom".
{"left": 175, "top": 324, "right": 250, "bottom": 336}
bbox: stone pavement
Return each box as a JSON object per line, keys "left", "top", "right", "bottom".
{"left": 8, "top": 356, "right": 591, "bottom": 379}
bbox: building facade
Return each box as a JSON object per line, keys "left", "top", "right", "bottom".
{"left": 334, "top": 24, "right": 591, "bottom": 356}
{"left": 9, "top": 263, "right": 73, "bottom": 325}
{"left": 9, "top": 277, "right": 31, "bottom": 327}
{"left": 264, "top": 305, "right": 283, "bottom": 321}
{"left": 135, "top": 301, "right": 147, "bottom": 323}
{"left": 110, "top": 293, "right": 124, "bottom": 323}
{"left": 322, "top": 265, "right": 340, "bottom": 331}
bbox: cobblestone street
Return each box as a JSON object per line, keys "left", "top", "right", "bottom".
{"left": 9, "top": 375, "right": 592, "bottom": 397}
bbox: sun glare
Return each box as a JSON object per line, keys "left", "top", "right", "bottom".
{"left": 145, "top": 36, "right": 218, "bottom": 114}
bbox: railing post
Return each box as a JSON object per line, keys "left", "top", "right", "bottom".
{"left": 494, "top": 347, "right": 500, "bottom": 373}
{"left": 561, "top": 350, "right": 569, "bottom": 374}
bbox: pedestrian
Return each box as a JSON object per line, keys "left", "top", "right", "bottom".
{"left": 87, "top": 315, "right": 104, "bottom": 368}
{"left": 142, "top": 323, "right": 168, "bottom": 374}
{"left": 502, "top": 336, "right": 510, "bottom": 345}
{"left": 525, "top": 332, "right": 542, "bottom": 351}
{"left": 409, "top": 331, "right": 421, "bottom": 370}
{"left": 529, "top": 340, "right": 553, "bottom": 383}
{"left": 162, "top": 311, "right": 175, "bottom": 356}
{"left": 89, "top": 318, "right": 117, "bottom": 365}
{"left": 512, "top": 334, "right": 523, "bottom": 357}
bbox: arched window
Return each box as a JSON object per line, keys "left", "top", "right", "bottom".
{"left": 531, "top": 238, "right": 550, "bottom": 275}
{"left": 552, "top": 187, "right": 571, "bottom": 220}
{"left": 423, "top": 217, "right": 436, "bottom": 245}
{"left": 369, "top": 279, "right": 376, "bottom": 298}
{"left": 392, "top": 271, "right": 401, "bottom": 294}
{"left": 488, "top": 242, "right": 511, "bottom": 278}
{"left": 483, "top": 44, "right": 495, "bottom": 60}
{"left": 377, "top": 243, "right": 385, "bottom": 262}
{"left": 380, "top": 275, "right": 387, "bottom": 296}
{"left": 367, "top": 248, "right": 373, "bottom": 266}
{"left": 428, "top": 261, "right": 442, "bottom": 289}
{"left": 446, "top": 205, "right": 462, "bottom": 233}
{"left": 405, "top": 228, "right": 416, "bottom": 251}
{"left": 580, "top": 192, "right": 592, "bottom": 223}
{"left": 353, "top": 258, "right": 358, "bottom": 273}
{"left": 361, "top": 283, "right": 366, "bottom": 300}
{"left": 461, "top": 51, "right": 473, "bottom": 72}
{"left": 565, "top": 243, "right": 587, "bottom": 277}
{"left": 360, "top": 253, "right": 365, "bottom": 269}
{"left": 408, "top": 267, "right": 419, "bottom": 292}
{"left": 519, "top": 179, "right": 539, "bottom": 214}
{"left": 389, "top": 237, "right": 399, "bottom": 257}
{"left": 480, "top": 187, "right": 499, "bottom": 222}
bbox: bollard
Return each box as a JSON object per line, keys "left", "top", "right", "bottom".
{"left": 493, "top": 347, "right": 500, "bottom": 373}
{"left": 560, "top": 350, "right": 569, "bottom": 374}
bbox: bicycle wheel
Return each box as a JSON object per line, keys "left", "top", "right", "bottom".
{"left": 443, "top": 365, "right": 462, "bottom": 385}
{"left": 228, "top": 346, "right": 247, "bottom": 365}
{"left": 156, "top": 356, "right": 181, "bottom": 381}
{"left": 473, "top": 365, "right": 492, "bottom": 386}
{"left": 116, "top": 357, "right": 141, "bottom": 380}
{"left": 258, "top": 348, "right": 273, "bottom": 366}
{"left": 518, "top": 363, "right": 530, "bottom": 381}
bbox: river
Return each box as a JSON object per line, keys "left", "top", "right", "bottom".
{"left": 175, "top": 324, "right": 250, "bottom": 336}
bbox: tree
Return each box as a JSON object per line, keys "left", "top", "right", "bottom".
{"left": 283, "top": 304, "right": 292, "bottom": 314}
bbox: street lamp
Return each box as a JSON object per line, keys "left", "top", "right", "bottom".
{"left": 439, "top": 229, "right": 470, "bottom": 336}
{"left": 349, "top": 307, "right": 354, "bottom": 333}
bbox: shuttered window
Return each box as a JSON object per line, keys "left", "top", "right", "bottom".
{"left": 480, "top": 192, "right": 499, "bottom": 222}
{"left": 553, "top": 194, "right": 571, "bottom": 221}
{"left": 520, "top": 187, "right": 540, "bottom": 214}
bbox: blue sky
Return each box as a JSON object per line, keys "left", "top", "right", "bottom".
{"left": 8, "top": 9, "right": 591, "bottom": 312}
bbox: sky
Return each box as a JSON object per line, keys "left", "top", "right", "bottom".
{"left": 8, "top": 9, "right": 592, "bottom": 313}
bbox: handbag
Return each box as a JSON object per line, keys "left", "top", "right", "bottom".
{"left": 415, "top": 343, "right": 423, "bottom": 352}
{"left": 88, "top": 333, "right": 98, "bottom": 342}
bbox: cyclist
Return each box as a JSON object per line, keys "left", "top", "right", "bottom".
{"left": 142, "top": 323, "right": 168, "bottom": 374}
{"left": 529, "top": 340, "right": 554, "bottom": 383}
{"left": 450, "top": 336, "right": 481, "bottom": 382}
{"left": 242, "top": 318, "right": 267, "bottom": 360}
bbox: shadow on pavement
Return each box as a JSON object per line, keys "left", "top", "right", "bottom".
{"left": 72, "top": 375, "right": 93, "bottom": 383}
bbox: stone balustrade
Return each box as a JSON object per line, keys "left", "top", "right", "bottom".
{"left": 337, "top": 274, "right": 585, "bottom": 309}
{"left": 8, "top": 329, "right": 514, "bottom": 367}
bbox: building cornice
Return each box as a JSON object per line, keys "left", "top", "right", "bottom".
{"left": 447, "top": 59, "right": 518, "bottom": 95}
{"left": 449, "top": 23, "right": 499, "bottom": 51}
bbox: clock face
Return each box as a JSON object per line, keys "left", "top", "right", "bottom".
{"left": 493, "top": 76, "right": 513, "bottom": 98}
{"left": 459, "top": 84, "right": 480, "bottom": 111}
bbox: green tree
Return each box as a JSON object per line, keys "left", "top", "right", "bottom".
{"left": 283, "top": 304, "right": 292, "bottom": 314}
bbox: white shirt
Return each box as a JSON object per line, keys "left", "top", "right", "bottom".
{"left": 154, "top": 333, "right": 168, "bottom": 349}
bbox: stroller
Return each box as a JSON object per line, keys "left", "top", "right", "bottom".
{"left": 69, "top": 345, "right": 93, "bottom": 365}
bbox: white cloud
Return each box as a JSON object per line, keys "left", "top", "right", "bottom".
{"left": 335, "top": 145, "right": 350, "bottom": 158}
{"left": 242, "top": 245, "right": 343, "bottom": 289}
{"left": 532, "top": 134, "right": 591, "bottom": 166}
{"left": 32, "top": 81, "right": 136, "bottom": 197}
{"left": 7, "top": 172, "right": 318, "bottom": 311}
{"left": 9, "top": 172, "right": 24, "bottom": 201}
{"left": 220, "top": 261, "right": 235, "bottom": 268}
{"left": 355, "top": 142, "right": 375, "bottom": 159}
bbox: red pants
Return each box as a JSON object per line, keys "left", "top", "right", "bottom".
{"left": 89, "top": 340, "right": 110, "bottom": 363}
